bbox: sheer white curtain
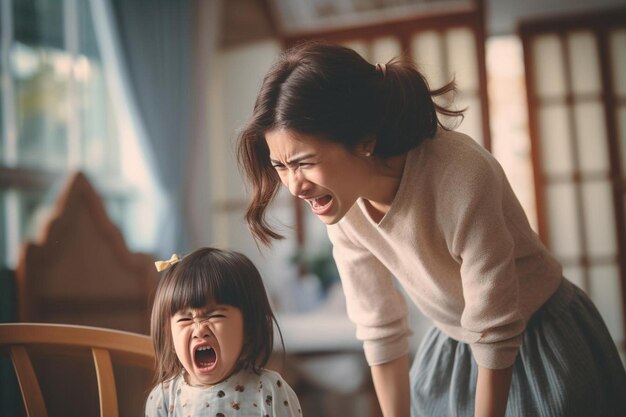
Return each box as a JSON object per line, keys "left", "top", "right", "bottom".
{"left": 89, "top": 0, "right": 218, "bottom": 256}
{"left": 89, "top": 0, "right": 163, "bottom": 253}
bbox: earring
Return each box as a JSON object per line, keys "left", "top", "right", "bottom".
{"left": 364, "top": 151, "right": 372, "bottom": 157}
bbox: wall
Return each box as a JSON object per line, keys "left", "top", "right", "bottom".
{"left": 208, "top": 39, "right": 302, "bottom": 310}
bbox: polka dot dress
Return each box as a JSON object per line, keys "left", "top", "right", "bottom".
{"left": 145, "top": 369, "right": 302, "bottom": 417}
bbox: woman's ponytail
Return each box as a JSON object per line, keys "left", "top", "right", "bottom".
{"left": 373, "top": 56, "right": 464, "bottom": 157}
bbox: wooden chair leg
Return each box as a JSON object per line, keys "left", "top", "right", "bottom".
{"left": 92, "top": 348, "right": 119, "bottom": 417}
{"left": 10, "top": 346, "right": 48, "bottom": 417}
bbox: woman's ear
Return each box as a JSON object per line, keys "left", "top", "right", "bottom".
{"left": 356, "top": 136, "right": 377, "bottom": 157}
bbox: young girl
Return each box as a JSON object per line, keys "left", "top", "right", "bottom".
{"left": 236, "top": 41, "right": 626, "bottom": 417}
{"left": 145, "top": 247, "right": 302, "bottom": 417}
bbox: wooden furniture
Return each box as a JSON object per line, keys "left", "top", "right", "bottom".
{"left": 16, "top": 172, "right": 158, "bottom": 333}
{"left": 277, "top": 310, "right": 381, "bottom": 417}
{"left": 12, "top": 172, "right": 159, "bottom": 416}
{"left": 0, "top": 323, "right": 155, "bottom": 417}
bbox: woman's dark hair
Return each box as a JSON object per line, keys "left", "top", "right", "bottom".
{"left": 237, "top": 41, "right": 463, "bottom": 245}
{"left": 150, "top": 247, "right": 282, "bottom": 384}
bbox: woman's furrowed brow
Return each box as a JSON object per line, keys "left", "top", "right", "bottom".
{"left": 270, "top": 153, "right": 316, "bottom": 166}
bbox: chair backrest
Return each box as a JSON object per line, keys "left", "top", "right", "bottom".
{"left": 0, "top": 323, "right": 155, "bottom": 417}
{"left": 12, "top": 172, "right": 159, "bottom": 416}
{"left": 16, "top": 172, "right": 158, "bottom": 333}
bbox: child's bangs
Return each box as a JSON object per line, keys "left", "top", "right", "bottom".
{"left": 168, "top": 266, "right": 243, "bottom": 315}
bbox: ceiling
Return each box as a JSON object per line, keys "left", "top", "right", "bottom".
{"left": 221, "top": 0, "right": 626, "bottom": 48}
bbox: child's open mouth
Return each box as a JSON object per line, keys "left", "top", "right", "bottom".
{"left": 194, "top": 345, "right": 217, "bottom": 369}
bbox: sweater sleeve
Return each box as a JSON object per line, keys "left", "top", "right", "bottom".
{"left": 438, "top": 149, "right": 526, "bottom": 369}
{"left": 327, "top": 222, "right": 411, "bottom": 366}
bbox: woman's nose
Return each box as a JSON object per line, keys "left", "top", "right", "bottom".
{"left": 288, "top": 170, "right": 311, "bottom": 197}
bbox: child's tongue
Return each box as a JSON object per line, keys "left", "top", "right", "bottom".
{"left": 195, "top": 347, "right": 216, "bottom": 368}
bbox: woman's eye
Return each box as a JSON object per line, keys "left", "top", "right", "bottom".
{"left": 210, "top": 314, "right": 226, "bottom": 319}
{"left": 176, "top": 317, "right": 191, "bottom": 323}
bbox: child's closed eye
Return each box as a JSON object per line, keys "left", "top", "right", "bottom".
{"left": 176, "top": 314, "right": 226, "bottom": 324}
{"left": 176, "top": 317, "right": 192, "bottom": 323}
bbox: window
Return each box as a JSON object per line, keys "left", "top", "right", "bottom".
{"left": 520, "top": 9, "right": 626, "bottom": 356}
{"left": 0, "top": 0, "right": 156, "bottom": 267}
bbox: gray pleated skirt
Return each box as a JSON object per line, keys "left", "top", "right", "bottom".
{"left": 410, "top": 279, "right": 626, "bottom": 417}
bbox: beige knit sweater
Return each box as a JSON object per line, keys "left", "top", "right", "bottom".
{"left": 327, "top": 129, "right": 563, "bottom": 370}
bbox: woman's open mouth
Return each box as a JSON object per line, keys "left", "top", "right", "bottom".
{"left": 194, "top": 345, "right": 217, "bottom": 370}
{"left": 308, "top": 195, "right": 333, "bottom": 215}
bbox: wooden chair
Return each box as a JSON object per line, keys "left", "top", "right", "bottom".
{"left": 16, "top": 172, "right": 158, "bottom": 333}
{"left": 12, "top": 172, "right": 159, "bottom": 416}
{"left": 0, "top": 323, "right": 155, "bottom": 417}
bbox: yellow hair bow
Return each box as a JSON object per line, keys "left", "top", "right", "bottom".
{"left": 154, "top": 254, "right": 181, "bottom": 272}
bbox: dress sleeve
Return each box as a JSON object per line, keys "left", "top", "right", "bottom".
{"left": 438, "top": 150, "right": 526, "bottom": 369}
{"left": 327, "top": 223, "right": 411, "bottom": 366}
{"left": 265, "top": 372, "right": 303, "bottom": 416}
{"left": 144, "top": 383, "right": 169, "bottom": 417}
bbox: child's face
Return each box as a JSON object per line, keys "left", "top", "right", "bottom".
{"left": 170, "top": 304, "right": 244, "bottom": 386}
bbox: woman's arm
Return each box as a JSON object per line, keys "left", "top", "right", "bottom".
{"left": 370, "top": 354, "right": 411, "bottom": 417}
{"left": 474, "top": 365, "right": 513, "bottom": 417}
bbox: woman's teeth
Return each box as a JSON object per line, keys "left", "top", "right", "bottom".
{"left": 310, "top": 195, "right": 331, "bottom": 207}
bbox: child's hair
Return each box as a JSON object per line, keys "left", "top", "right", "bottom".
{"left": 150, "top": 247, "right": 282, "bottom": 384}
{"left": 237, "top": 41, "right": 463, "bottom": 245}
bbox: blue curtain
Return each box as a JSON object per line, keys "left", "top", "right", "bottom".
{"left": 108, "top": 0, "right": 194, "bottom": 256}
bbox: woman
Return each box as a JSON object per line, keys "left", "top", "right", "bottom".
{"left": 236, "top": 41, "right": 626, "bottom": 417}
